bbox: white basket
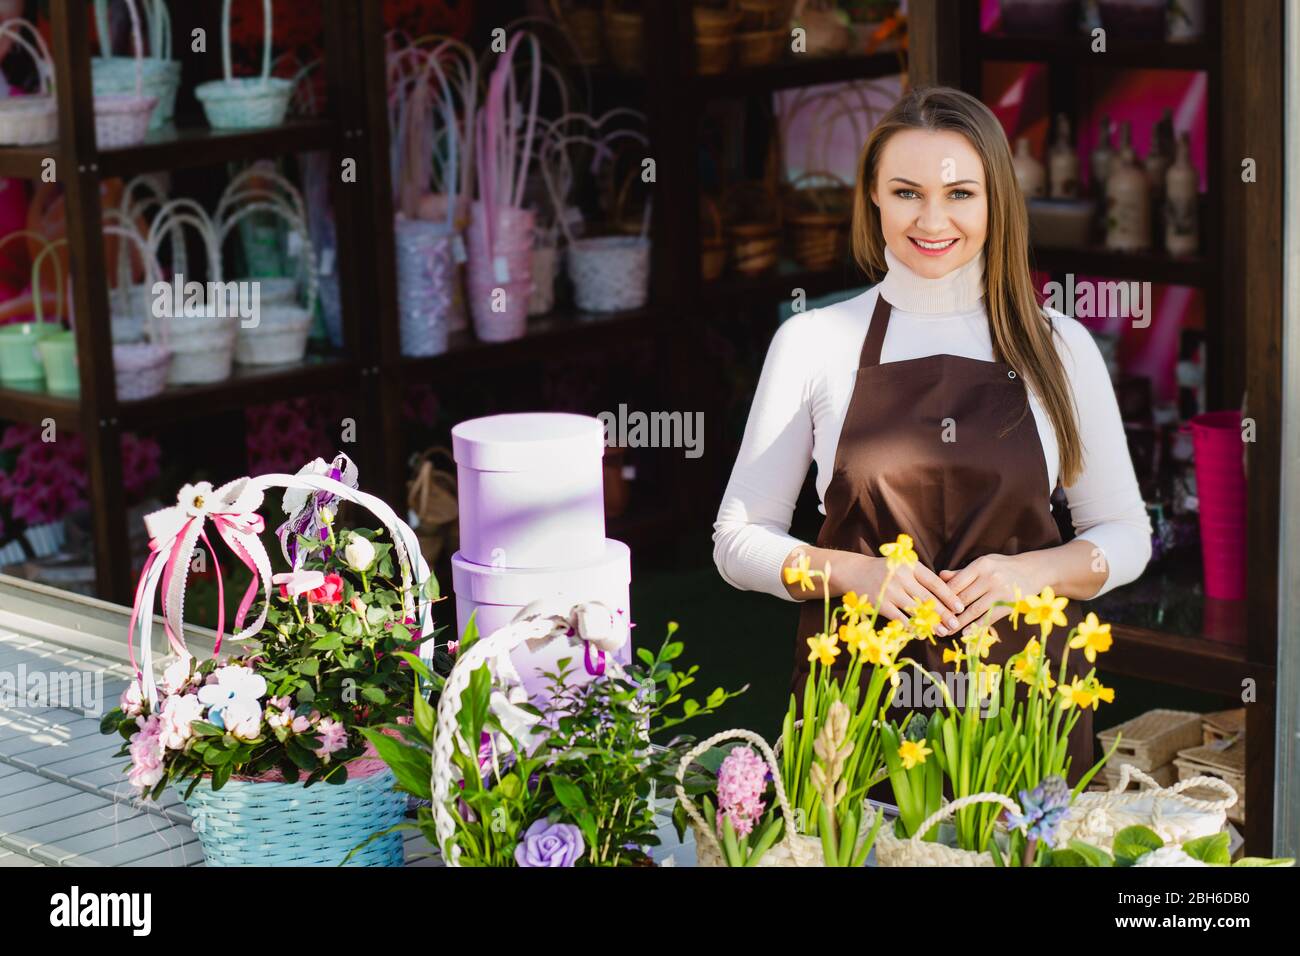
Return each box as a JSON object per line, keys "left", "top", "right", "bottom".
{"left": 0, "top": 19, "right": 57, "bottom": 146}
{"left": 91, "top": 0, "right": 179, "bottom": 130}
{"left": 23, "top": 520, "right": 65, "bottom": 559}
{"left": 93, "top": 0, "right": 157, "bottom": 149}
{"left": 195, "top": 0, "right": 292, "bottom": 130}
{"left": 873, "top": 792, "right": 1022, "bottom": 867}
{"left": 395, "top": 215, "right": 457, "bottom": 356}
{"left": 100, "top": 220, "right": 170, "bottom": 401}
{"left": 566, "top": 235, "right": 650, "bottom": 312}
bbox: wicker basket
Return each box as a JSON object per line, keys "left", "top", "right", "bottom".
{"left": 1057, "top": 763, "right": 1239, "bottom": 846}
{"left": 1103, "top": 760, "right": 1176, "bottom": 790}
{"left": 873, "top": 792, "right": 1021, "bottom": 867}
{"left": 0, "top": 19, "right": 57, "bottom": 146}
{"left": 99, "top": 222, "right": 170, "bottom": 401}
{"left": 1097, "top": 708, "right": 1204, "bottom": 773}
{"left": 677, "top": 728, "right": 878, "bottom": 867}
{"left": 195, "top": 0, "right": 292, "bottom": 130}
{"left": 223, "top": 201, "right": 318, "bottom": 366}
{"left": 736, "top": 27, "right": 786, "bottom": 67}
{"left": 407, "top": 446, "right": 459, "bottom": 566}
{"left": 700, "top": 197, "right": 727, "bottom": 281}
{"left": 784, "top": 170, "right": 852, "bottom": 270}
{"left": 551, "top": 0, "right": 605, "bottom": 65}
{"left": 1201, "top": 708, "right": 1244, "bottom": 747}
{"left": 93, "top": 0, "right": 157, "bottom": 149}
{"left": 1175, "top": 742, "right": 1246, "bottom": 825}
{"left": 605, "top": 4, "right": 644, "bottom": 73}
{"left": 695, "top": 1, "right": 744, "bottom": 35}
{"left": 181, "top": 765, "right": 406, "bottom": 867}
{"left": 91, "top": 0, "right": 180, "bottom": 131}
{"left": 721, "top": 181, "right": 781, "bottom": 276}
{"left": 739, "top": 0, "right": 791, "bottom": 28}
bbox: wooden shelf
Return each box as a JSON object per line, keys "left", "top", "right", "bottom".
{"left": 0, "top": 385, "right": 79, "bottom": 431}
{"left": 978, "top": 33, "right": 1215, "bottom": 70}
{"left": 694, "top": 51, "right": 906, "bottom": 96}
{"left": 0, "top": 142, "right": 56, "bottom": 180}
{"left": 1098, "top": 623, "right": 1272, "bottom": 698}
{"left": 401, "top": 307, "right": 660, "bottom": 378}
{"left": 1030, "top": 246, "right": 1209, "bottom": 285}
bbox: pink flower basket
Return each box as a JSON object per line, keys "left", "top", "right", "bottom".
{"left": 466, "top": 202, "right": 534, "bottom": 342}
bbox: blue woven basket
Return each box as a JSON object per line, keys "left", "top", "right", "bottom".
{"left": 180, "top": 767, "right": 407, "bottom": 867}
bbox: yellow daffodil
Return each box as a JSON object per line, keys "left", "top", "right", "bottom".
{"left": 976, "top": 662, "right": 1002, "bottom": 700}
{"left": 1069, "top": 612, "right": 1113, "bottom": 663}
{"left": 1084, "top": 675, "right": 1115, "bottom": 708}
{"left": 783, "top": 553, "right": 817, "bottom": 592}
{"left": 1008, "top": 585, "right": 1031, "bottom": 630}
{"left": 841, "top": 591, "right": 874, "bottom": 626}
{"left": 1024, "top": 586, "right": 1068, "bottom": 639}
{"left": 942, "top": 643, "right": 965, "bottom": 666}
{"left": 840, "top": 622, "right": 875, "bottom": 656}
{"left": 879, "top": 533, "right": 918, "bottom": 570}
{"left": 806, "top": 633, "right": 841, "bottom": 667}
{"left": 1057, "top": 676, "right": 1096, "bottom": 710}
{"left": 908, "top": 599, "right": 942, "bottom": 643}
{"left": 962, "top": 624, "right": 1000, "bottom": 659}
{"left": 898, "top": 739, "right": 932, "bottom": 769}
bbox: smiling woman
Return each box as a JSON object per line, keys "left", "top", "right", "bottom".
{"left": 712, "top": 87, "right": 1152, "bottom": 785}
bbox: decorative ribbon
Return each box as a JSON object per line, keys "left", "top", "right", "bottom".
{"left": 511, "top": 598, "right": 625, "bottom": 677}
{"left": 276, "top": 452, "right": 358, "bottom": 568}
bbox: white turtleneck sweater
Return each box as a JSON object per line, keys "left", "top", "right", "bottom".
{"left": 712, "top": 247, "right": 1153, "bottom": 601}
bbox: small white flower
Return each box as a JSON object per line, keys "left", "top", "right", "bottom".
{"left": 177, "top": 481, "right": 215, "bottom": 519}
{"left": 158, "top": 693, "right": 205, "bottom": 750}
{"left": 343, "top": 534, "right": 376, "bottom": 573}
{"left": 159, "top": 654, "right": 195, "bottom": 695}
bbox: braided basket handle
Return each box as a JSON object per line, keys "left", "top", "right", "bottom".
{"left": 911, "top": 792, "right": 1023, "bottom": 846}
{"left": 674, "top": 728, "right": 804, "bottom": 865}
{"left": 1104, "top": 763, "right": 1239, "bottom": 812}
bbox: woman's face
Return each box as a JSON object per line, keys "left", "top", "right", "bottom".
{"left": 870, "top": 128, "right": 988, "bottom": 280}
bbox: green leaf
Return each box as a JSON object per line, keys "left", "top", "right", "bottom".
{"left": 1181, "top": 832, "right": 1231, "bottom": 865}
{"left": 1232, "top": 856, "right": 1296, "bottom": 867}
{"left": 190, "top": 721, "right": 224, "bottom": 738}
{"left": 421, "top": 573, "right": 441, "bottom": 602}
{"left": 340, "top": 615, "right": 362, "bottom": 638}
{"left": 550, "top": 775, "right": 589, "bottom": 815}
{"left": 1049, "top": 848, "right": 1085, "bottom": 867}
{"left": 310, "top": 633, "right": 344, "bottom": 652}
{"left": 296, "top": 659, "right": 320, "bottom": 677}
{"left": 361, "top": 685, "right": 388, "bottom": 705}
{"left": 1112, "top": 825, "right": 1165, "bottom": 865}
{"left": 1067, "top": 839, "right": 1115, "bottom": 867}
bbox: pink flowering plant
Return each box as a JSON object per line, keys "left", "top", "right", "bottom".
{"left": 100, "top": 505, "right": 439, "bottom": 800}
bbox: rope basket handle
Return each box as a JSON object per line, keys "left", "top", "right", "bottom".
{"left": 221, "top": 0, "right": 274, "bottom": 85}
{"left": 409, "top": 35, "right": 480, "bottom": 202}
{"left": 0, "top": 227, "right": 62, "bottom": 321}
{"left": 149, "top": 199, "right": 222, "bottom": 280}
{"left": 674, "top": 728, "right": 804, "bottom": 865}
{"left": 910, "top": 792, "right": 1024, "bottom": 846}
{"left": 30, "top": 237, "right": 71, "bottom": 328}
{"left": 132, "top": 471, "right": 436, "bottom": 709}
{"left": 0, "top": 18, "right": 55, "bottom": 95}
{"left": 1097, "top": 763, "right": 1239, "bottom": 812}
{"left": 540, "top": 126, "right": 650, "bottom": 246}
{"left": 219, "top": 200, "right": 319, "bottom": 317}
{"left": 101, "top": 220, "right": 167, "bottom": 349}
{"left": 430, "top": 607, "right": 627, "bottom": 866}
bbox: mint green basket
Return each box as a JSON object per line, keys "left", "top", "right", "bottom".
{"left": 91, "top": 0, "right": 180, "bottom": 130}
{"left": 0, "top": 322, "right": 60, "bottom": 386}
{"left": 37, "top": 331, "right": 78, "bottom": 395}
{"left": 194, "top": 0, "right": 292, "bottom": 130}
{"left": 180, "top": 767, "right": 407, "bottom": 867}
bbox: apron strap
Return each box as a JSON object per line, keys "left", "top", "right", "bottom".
{"left": 859, "top": 290, "right": 893, "bottom": 368}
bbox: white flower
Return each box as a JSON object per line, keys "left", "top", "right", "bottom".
{"left": 280, "top": 458, "right": 335, "bottom": 517}
{"left": 159, "top": 654, "right": 195, "bottom": 696}
{"left": 343, "top": 534, "right": 376, "bottom": 573}
{"left": 157, "top": 693, "right": 205, "bottom": 750}
{"left": 120, "top": 678, "right": 145, "bottom": 718}
{"left": 197, "top": 665, "right": 267, "bottom": 740}
{"left": 221, "top": 698, "right": 264, "bottom": 741}
{"left": 177, "top": 481, "right": 215, "bottom": 519}
{"left": 1131, "top": 845, "right": 1210, "bottom": 867}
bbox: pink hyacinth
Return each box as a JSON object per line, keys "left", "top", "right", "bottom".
{"left": 127, "top": 715, "right": 165, "bottom": 791}
{"left": 715, "top": 746, "right": 769, "bottom": 838}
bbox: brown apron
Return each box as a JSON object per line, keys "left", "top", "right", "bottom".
{"left": 791, "top": 292, "right": 1093, "bottom": 786}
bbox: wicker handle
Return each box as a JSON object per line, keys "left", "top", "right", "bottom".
{"left": 1104, "top": 763, "right": 1239, "bottom": 812}
{"left": 430, "top": 607, "right": 622, "bottom": 866}
{"left": 218, "top": 165, "right": 308, "bottom": 224}
{"left": 476, "top": 29, "right": 543, "bottom": 254}
{"left": 674, "top": 728, "right": 804, "bottom": 865}
{"left": 0, "top": 18, "right": 55, "bottom": 95}
{"left": 101, "top": 221, "right": 166, "bottom": 349}
{"left": 288, "top": 57, "right": 322, "bottom": 118}
{"left": 540, "top": 124, "right": 650, "bottom": 245}
{"left": 149, "top": 199, "right": 222, "bottom": 280}
{"left": 222, "top": 0, "right": 273, "bottom": 84}
{"left": 219, "top": 200, "right": 319, "bottom": 318}
{"left": 16, "top": 232, "right": 64, "bottom": 326}
{"left": 911, "top": 792, "right": 1023, "bottom": 845}
{"left": 118, "top": 176, "right": 179, "bottom": 277}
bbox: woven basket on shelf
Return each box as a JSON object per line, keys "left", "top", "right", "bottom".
{"left": 0, "top": 19, "right": 57, "bottom": 146}
{"left": 148, "top": 202, "right": 236, "bottom": 385}
{"left": 604, "top": 2, "right": 644, "bottom": 73}
{"left": 222, "top": 200, "right": 318, "bottom": 366}
{"left": 677, "top": 728, "right": 878, "bottom": 867}
{"left": 1096, "top": 708, "right": 1204, "bottom": 773}
{"left": 6, "top": 231, "right": 65, "bottom": 389}
{"left": 783, "top": 170, "right": 852, "bottom": 270}
{"left": 550, "top": 0, "right": 604, "bottom": 65}
{"left": 110, "top": 176, "right": 173, "bottom": 341}
{"left": 217, "top": 164, "right": 312, "bottom": 305}
{"left": 99, "top": 222, "right": 170, "bottom": 401}
{"left": 721, "top": 180, "right": 781, "bottom": 276}
{"left": 700, "top": 196, "right": 727, "bottom": 281}
{"left": 91, "top": 0, "right": 180, "bottom": 131}
{"left": 407, "top": 446, "right": 459, "bottom": 566}
{"left": 1174, "top": 743, "right": 1246, "bottom": 825}
{"left": 739, "top": 0, "right": 790, "bottom": 28}
{"left": 873, "top": 792, "right": 1021, "bottom": 867}
{"left": 195, "top": 0, "right": 292, "bottom": 129}
{"left": 694, "top": 0, "right": 742, "bottom": 73}
{"left": 93, "top": 0, "right": 157, "bottom": 149}
{"left": 736, "top": 26, "right": 785, "bottom": 67}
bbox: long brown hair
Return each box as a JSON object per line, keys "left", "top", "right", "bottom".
{"left": 851, "top": 86, "right": 1083, "bottom": 488}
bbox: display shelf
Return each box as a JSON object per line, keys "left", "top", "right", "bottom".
{"left": 400, "top": 306, "right": 659, "bottom": 377}
{"left": 0, "top": 386, "right": 79, "bottom": 431}
{"left": 1097, "top": 622, "right": 1269, "bottom": 698}
{"left": 978, "top": 33, "right": 1214, "bottom": 71}
{"left": 97, "top": 120, "right": 335, "bottom": 177}
{"left": 0, "top": 142, "right": 57, "bottom": 180}
{"left": 1030, "top": 245, "right": 1209, "bottom": 285}
{"left": 695, "top": 50, "right": 906, "bottom": 96}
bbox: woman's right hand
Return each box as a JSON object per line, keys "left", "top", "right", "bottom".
{"left": 828, "top": 550, "right": 965, "bottom": 638}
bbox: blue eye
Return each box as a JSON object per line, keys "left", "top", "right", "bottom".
{"left": 949, "top": 189, "right": 973, "bottom": 199}
{"left": 893, "top": 189, "right": 919, "bottom": 199}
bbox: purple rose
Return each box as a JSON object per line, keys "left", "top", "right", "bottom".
{"left": 514, "top": 819, "right": 584, "bottom": 868}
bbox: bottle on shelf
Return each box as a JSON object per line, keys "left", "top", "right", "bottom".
{"left": 1145, "top": 107, "right": 1175, "bottom": 238}
{"left": 1013, "top": 137, "right": 1046, "bottom": 199}
{"left": 1049, "top": 114, "right": 1079, "bottom": 199}
{"left": 1090, "top": 114, "right": 1115, "bottom": 196}
{"left": 1105, "top": 124, "right": 1151, "bottom": 251}
{"left": 1164, "top": 131, "right": 1199, "bottom": 256}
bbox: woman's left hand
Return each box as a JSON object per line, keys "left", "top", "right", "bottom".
{"left": 938, "top": 553, "right": 1046, "bottom": 635}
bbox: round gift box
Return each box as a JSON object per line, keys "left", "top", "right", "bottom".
{"left": 451, "top": 538, "right": 631, "bottom": 702}
{"left": 451, "top": 412, "right": 607, "bottom": 569}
